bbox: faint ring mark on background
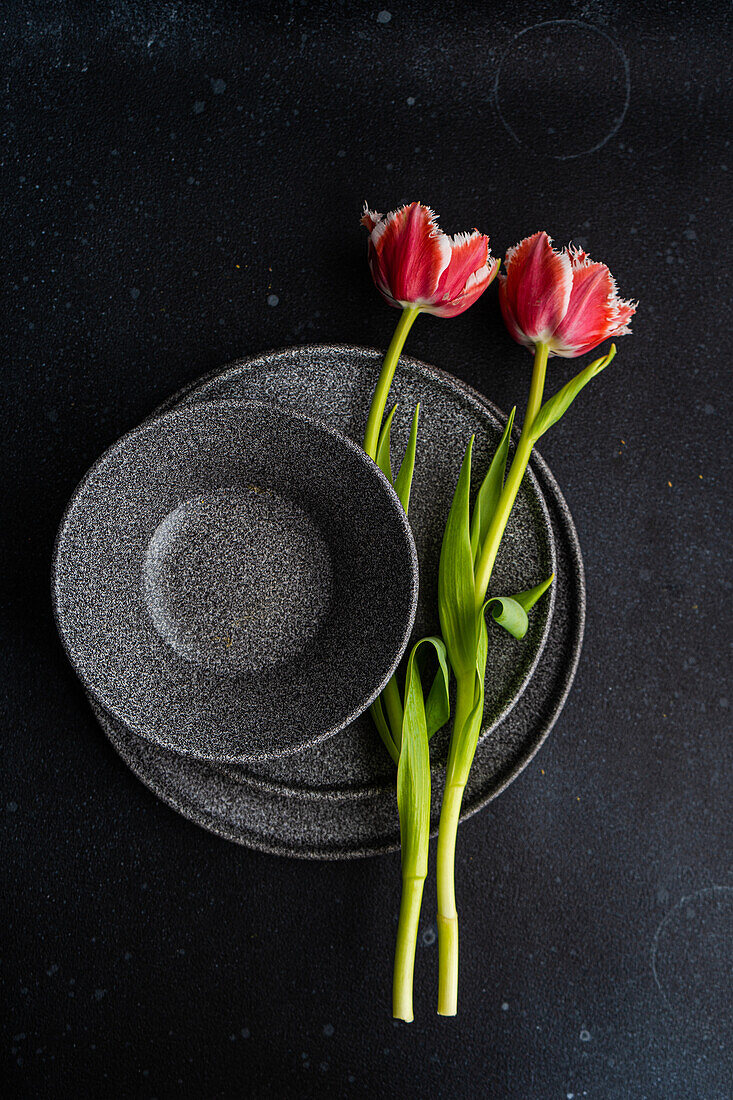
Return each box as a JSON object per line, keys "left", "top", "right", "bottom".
{"left": 651, "top": 885, "right": 733, "bottom": 1041}
{"left": 494, "top": 21, "right": 630, "bottom": 160}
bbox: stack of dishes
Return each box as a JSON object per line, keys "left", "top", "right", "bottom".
{"left": 52, "top": 346, "right": 584, "bottom": 859}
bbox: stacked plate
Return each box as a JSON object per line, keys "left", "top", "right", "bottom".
{"left": 53, "top": 346, "right": 585, "bottom": 859}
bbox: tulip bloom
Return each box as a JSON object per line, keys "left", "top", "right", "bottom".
{"left": 361, "top": 203, "right": 497, "bottom": 461}
{"left": 362, "top": 202, "right": 498, "bottom": 318}
{"left": 499, "top": 230, "right": 636, "bottom": 358}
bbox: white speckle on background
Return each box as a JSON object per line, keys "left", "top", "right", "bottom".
{"left": 211, "top": 78, "right": 226, "bottom": 94}
{"left": 377, "top": 10, "right": 391, "bottom": 23}
{"left": 267, "top": 294, "right": 279, "bottom": 307}
{"left": 193, "top": 100, "right": 205, "bottom": 114}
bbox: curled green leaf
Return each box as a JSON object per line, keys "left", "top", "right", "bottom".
{"left": 484, "top": 596, "right": 529, "bottom": 639}
{"left": 512, "top": 573, "right": 554, "bottom": 612}
{"left": 481, "top": 575, "right": 553, "bottom": 640}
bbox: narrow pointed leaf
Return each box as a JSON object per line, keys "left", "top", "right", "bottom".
{"left": 398, "top": 637, "right": 445, "bottom": 877}
{"left": 512, "top": 573, "right": 554, "bottom": 613}
{"left": 422, "top": 636, "right": 450, "bottom": 739}
{"left": 370, "top": 696, "right": 399, "bottom": 765}
{"left": 484, "top": 596, "right": 529, "bottom": 639}
{"left": 393, "top": 403, "right": 420, "bottom": 515}
{"left": 449, "top": 618, "right": 489, "bottom": 788}
{"left": 531, "top": 346, "right": 616, "bottom": 440}
{"left": 376, "top": 403, "right": 398, "bottom": 482}
{"left": 470, "top": 488, "right": 482, "bottom": 564}
{"left": 470, "top": 407, "right": 516, "bottom": 567}
{"left": 438, "top": 437, "right": 478, "bottom": 678}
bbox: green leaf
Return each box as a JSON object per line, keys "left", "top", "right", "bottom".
{"left": 448, "top": 619, "right": 488, "bottom": 788}
{"left": 422, "top": 636, "right": 451, "bottom": 739}
{"left": 393, "top": 404, "right": 420, "bottom": 515}
{"left": 530, "top": 345, "right": 616, "bottom": 440}
{"left": 398, "top": 637, "right": 446, "bottom": 877}
{"left": 370, "top": 696, "right": 399, "bottom": 765}
{"left": 480, "top": 575, "right": 554, "bottom": 641}
{"left": 470, "top": 407, "right": 516, "bottom": 567}
{"left": 484, "top": 596, "right": 529, "bottom": 639}
{"left": 512, "top": 574, "right": 554, "bottom": 612}
{"left": 438, "top": 437, "right": 479, "bottom": 678}
{"left": 376, "top": 403, "right": 398, "bottom": 482}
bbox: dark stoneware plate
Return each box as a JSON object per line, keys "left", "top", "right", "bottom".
{"left": 86, "top": 347, "right": 584, "bottom": 858}
{"left": 54, "top": 398, "right": 419, "bottom": 764}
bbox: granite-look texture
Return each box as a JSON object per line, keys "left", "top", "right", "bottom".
{"left": 4, "top": 4, "right": 730, "bottom": 1098}
{"left": 53, "top": 399, "right": 418, "bottom": 762}
{"left": 85, "top": 347, "right": 575, "bottom": 857}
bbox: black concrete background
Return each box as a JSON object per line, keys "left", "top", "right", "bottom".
{"left": 2, "top": 2, "right": 731, "bottom": 1097}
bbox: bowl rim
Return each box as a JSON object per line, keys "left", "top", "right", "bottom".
{"left": 51, "top": 397, "right": 419, "bottom": 763}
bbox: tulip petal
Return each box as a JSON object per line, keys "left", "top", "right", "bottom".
{"left": 502, "top": 231, "right": 572, "bottom": 345}
{"left": 360, "top": 204, "right": 382, "bottom": 233}
{"left": 427, "top": 257, "right": 499, "bottom": 318}
{"left": 436, "top": 231, "right": 489, "bottom": 301}
{"left": 424, "top": 233, "right": 496, "bottom": 318}
{"left": 550, "top": 248, "right": 637, "bottom": 357}
{"left": 368, "top": 202, "right": 452, "bottom": 306}
{"left": 498, "top": 272, "right": 531, "bottom": 348}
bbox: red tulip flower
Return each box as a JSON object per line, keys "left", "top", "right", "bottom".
{"left": 498, "top": 231, "right": 636, "bottom": 357}
{"left": 361, "top": 202, "right": 498, "bottom": 318}
{"left": 361, "top": 202, "right": 497, "bottom": 460}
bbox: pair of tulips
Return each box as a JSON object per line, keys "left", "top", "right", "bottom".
{"left": 359, "top": 202, "right": 636, "bottom": 1020}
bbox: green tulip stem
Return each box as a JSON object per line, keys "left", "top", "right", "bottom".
{"left": 364, "top": 305, "right": 420, "bottom": 756}
{"left": 437, "top": 340, "right": 549, "bottom": 1016}
{"left": 473, "top": 341, "right": 548, "bottom": 609}
{"left": 363, "top": 306, "right": 421, "bottom": 461}
{"left": 393, "top": 873, "right": 426, "bottom": 1022}
{"left": 436, "top": 671, "right": 475, "bottom": 1015}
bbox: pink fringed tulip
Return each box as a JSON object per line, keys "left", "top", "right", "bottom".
{"left": 499, "top": 231, "right": 636, "bottom": 357}
{"left": 361, "top": 202, "right": 498, "bottom": 461}
{"left": 361, "top": 202, "right": 498, "bottom": 318}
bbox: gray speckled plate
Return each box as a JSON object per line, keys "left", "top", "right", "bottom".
{"left": 87, "top": 346, "right": 585, "bottom": 859}
{"left": 54, "top": 398, "right": 418, "bottom": 764}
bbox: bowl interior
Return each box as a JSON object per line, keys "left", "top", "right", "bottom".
{"left": 53, "top": 399, "right": 418, "bottom": 762}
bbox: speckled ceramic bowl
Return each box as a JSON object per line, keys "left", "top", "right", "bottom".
{"left": 52, "top": 399, "right": 419, "bottom": 763}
